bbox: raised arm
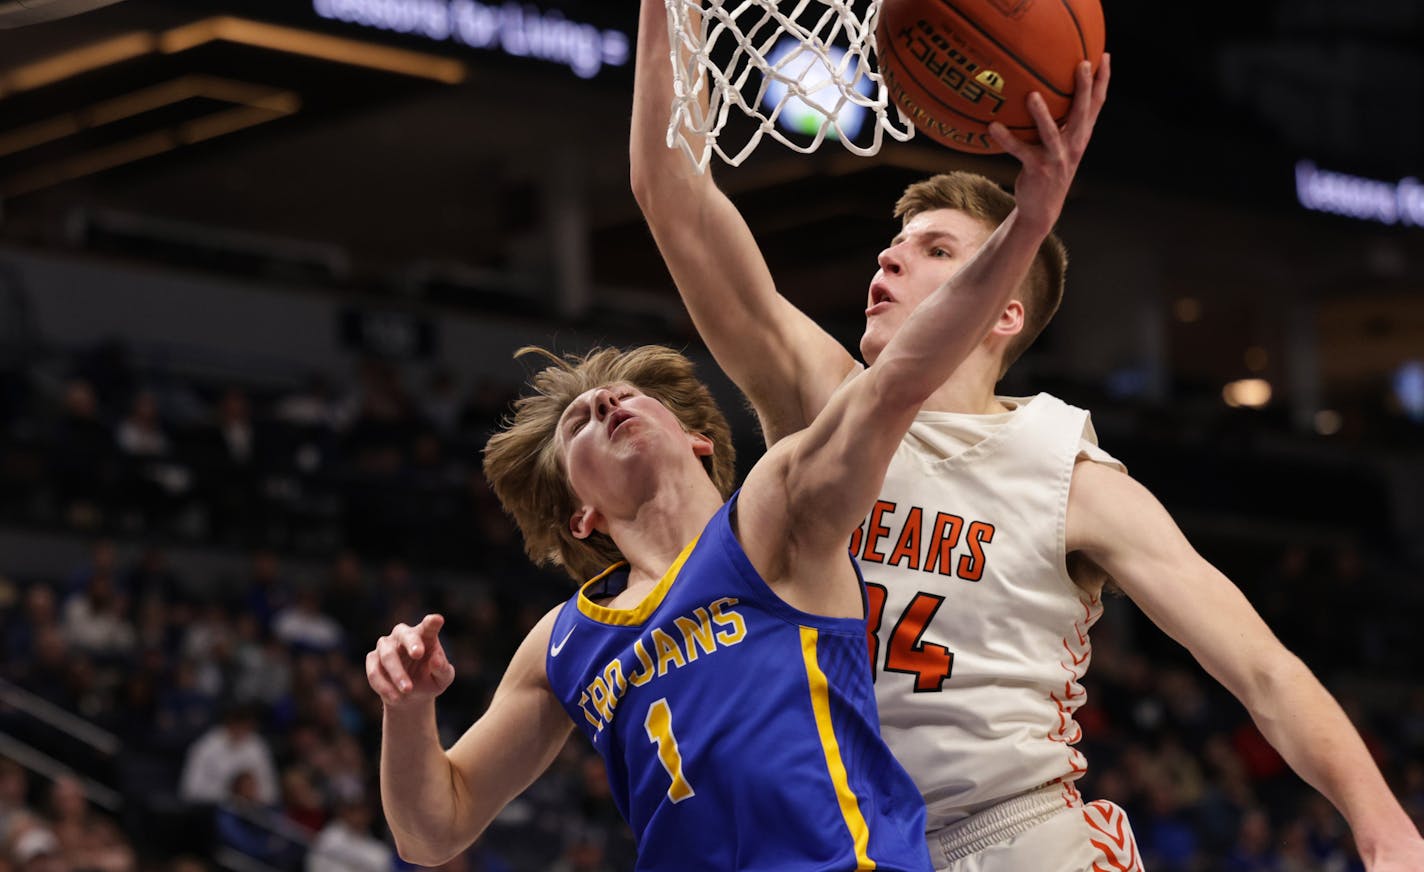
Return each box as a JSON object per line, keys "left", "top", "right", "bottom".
{"left": 370, "top": 609, "right": 572, "bottom": 866}
{"left": 1066, "top": 462, "right": 1424, "bottom": 872}
{"left": 739, "top": 59, "right": 1111, "bottom": 581}
{"left": 630, "top": 0, "right": 854, "bottom": 443}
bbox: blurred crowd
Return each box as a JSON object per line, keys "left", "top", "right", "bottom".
{"left": 0, "top": 542, "right": 638, "bottom": 872}
{"left": 0, "top": 340, "right": 1420, "bottom": 871}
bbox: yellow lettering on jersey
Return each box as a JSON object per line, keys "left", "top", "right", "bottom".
{"left": 628, "top": 639, "right": 656, "bottom": 686}
{"left": 602, "top": 661, "right": 627, "bottom": 717}
{"left": 651, "top": 627, "right": 687, "bottom": 677}
{"left": 709, "top": 597, "right": 747, "bottom": 646}
{"left": 577, "top": 691, "right": 602, "bottom": 732}
{"left": 674, "top": 608, "right": 717, "bottom": 661}
{"left": 589, "top": 675, "right": 614, "bottom": 723}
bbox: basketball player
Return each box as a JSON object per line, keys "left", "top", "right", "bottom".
{"left": 366, "top": 186, "right": 1053, "bottom": 870}
{"left": 629, "top": 1, "right": 1424, "bottom": 870}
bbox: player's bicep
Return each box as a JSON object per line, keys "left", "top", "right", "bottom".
{"left": 444, "top": 609, "right": 573, "bottom": 835}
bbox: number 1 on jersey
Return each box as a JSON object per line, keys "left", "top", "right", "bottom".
{"left": 644, "top": 698, "right": 695, "bottom": 802}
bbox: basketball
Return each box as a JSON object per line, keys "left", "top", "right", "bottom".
{"left": 875, "top": 0, "right": 1105, "bottom": 154}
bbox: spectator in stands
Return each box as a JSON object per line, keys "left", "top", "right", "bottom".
{"left": 279, "top": 767, "right": 325, "bottom": 835}
{"left": 319, "top": 552, "right": 370, "bottom": 648}
{"left": 274, "top": 373, "right": 339, "bottom": 430}
{"left": 1223, "top": 807, "right": 1276, "bottom": 872}
{"left": 231, "top": 612, "right": 291, "bottom": 708}
{"left": 59, "top": 570, "right": 134, "bottom": 663}
{"left": 178, "top": 704, "right": 279, "bottom": 807}
{"left": 3, "top": 585, "right": 56, "bottom": 675}
{"left": 122, "top": 545, "right": 183, "bottom": 606}
{"left": 305, "top": 793, "right": 391, "bottom": 872}
{"left": 44, "top": 775, "right": 133, "bottom": 872}
{"left": 0, "top": 759, "right": 31, "bottom": 845}
{"left": 5, "top": 814, "right": 66, "bottom": 872}
{"left": 213, "top": 771, "right": 292, "bottom": 868}
{"left": 421, "top": 368, "right": 463, "bottom": 437}
{"left": 195, "top": 389, "right": 260, "bottom": 543}
{"left": 115, "top": 391, "right": 167, "bottom": 458}
{"left": 49, "top": 379, "right": 114, "bottom": 529}
{"left": 242, "top": 550, "right": 289, "bottom": 635}
{"left": 272, "top": 590, "right": 342, "bottom": 655}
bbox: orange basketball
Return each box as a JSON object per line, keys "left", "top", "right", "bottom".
{"left": 875, "top": 0, "right": 1105, "bottom": 154}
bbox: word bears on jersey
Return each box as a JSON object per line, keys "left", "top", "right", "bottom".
{"left": 849, "top": 499, "right": 996, "bottom": 582}
{"left": 576, "top": 597, "right": 747, "bottom": 733}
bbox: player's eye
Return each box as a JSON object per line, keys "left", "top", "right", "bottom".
{"left": 930, "top": 247, "right": 950, "bottom": 258}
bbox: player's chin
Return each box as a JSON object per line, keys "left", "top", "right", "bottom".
{"left": 859, "top": 327, "right": 887, "bottom": 365}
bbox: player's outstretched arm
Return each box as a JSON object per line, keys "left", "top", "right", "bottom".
{"left": 1066, "top": 462, "right": 1424, "bottom": 872}
{"left": 738, "top": 60, "right": 1110, "bottom": 582}
{"left": 371, "top": 609, "right": 572, "bottom": 866}
{"left": 630, "top": 0, "right": 855, "bottom": 444}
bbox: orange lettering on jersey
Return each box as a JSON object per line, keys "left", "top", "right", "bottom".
{"left": 958, "top": 521, "right": 995, "bottom": 581}
{"left": 887, "top": 506, "right": 924, "bottom": 570}
{"left": 651, "top": 627, "right": 687, "bottom": 677}
{"left": 674, "top": 608, "right": 717, "bottom": 661}
{"left": 862, "top": 500, "right": 896, "bottom": 563}
{"left": 628, "top": 639, "right": 656, "bottom": 686}
{"left": 848, "top": 523, "right": 864, "bottom": 557}
{"left": 925, "top": 512, "right": 965, "bottom": 576}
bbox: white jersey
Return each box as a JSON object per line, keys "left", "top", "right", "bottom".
{"left": 849, "top": 392, "right": 1123, "bottom": 831}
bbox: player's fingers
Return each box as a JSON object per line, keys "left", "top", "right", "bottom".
{"left": 365, "top": 651, "right": 402, "bottom": 704}
{"left": 988, "top": 122, "right": 1031, "bottom": 162}
{"left": 1092, "top": 52, "right": 1111, "bottom": 105}
{"left": 377, "top": 637, "right": 413, "bottom": 693}
{"left": 1027, "top": 92, "right": 1064, "bottom": 156}
{"left": 430, "top": 648, "right": 456, "bottom": 683}
{"left": 1065, "top": 60, "right": 1095, "bottom": 131}
{"left": 415, "top": 613, "right": 446, "bottom": 654}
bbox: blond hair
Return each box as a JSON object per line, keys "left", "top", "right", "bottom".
{"left": 482, "top": 345, "right": 736, "bottom": 582}
{"left": 894, "top": 171, "right": 1068, "bottom": 376}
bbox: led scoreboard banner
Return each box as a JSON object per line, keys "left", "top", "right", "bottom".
{"left": 195, "top": 0, "right": 634, "bottom": 82}
{"left": 310, "top": 0, "right": 630, "bottom": 80}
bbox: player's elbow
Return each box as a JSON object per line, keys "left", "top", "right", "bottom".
{"left": 393, "top": 832, "right": 470, "bottom": 868}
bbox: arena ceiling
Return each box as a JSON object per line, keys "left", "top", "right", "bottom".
{"left": 0, "top": 0, "right": 1421, "bottom": 391}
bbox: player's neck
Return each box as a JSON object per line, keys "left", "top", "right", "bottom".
{"left": 605, "top": 478, "right": 723, "bottom": 588}
{"left": 919, "top": 357, "right": 1010, "bottom": 415}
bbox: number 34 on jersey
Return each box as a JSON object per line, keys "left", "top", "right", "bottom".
{"left": 852, "top": 499, "right": 998, "bottom": 693}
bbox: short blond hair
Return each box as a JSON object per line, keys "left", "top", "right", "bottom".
{"left": 895, "top": 172, "right": 1068, "bottom": 375}
{"left": 482, "top": 345, "right": 736, "bottom": 582}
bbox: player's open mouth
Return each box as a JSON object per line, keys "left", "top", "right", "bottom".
{"left": 867, "top": 282, "right": 895, "bottom": 315}
{"left": 607, "top": 409, "right": 634, "bottom": 436}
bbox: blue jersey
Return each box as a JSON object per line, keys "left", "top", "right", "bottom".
{"left": 545, "top": 493, "right": 931, "bottom": 871}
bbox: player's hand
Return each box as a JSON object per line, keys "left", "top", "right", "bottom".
{"left": 366, "top": 614, "right": 455, "bottom": 708}
{"left": 988, "top": 52, "right": 1110, "bottom": 234}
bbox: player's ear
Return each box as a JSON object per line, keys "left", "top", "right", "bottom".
{"left": 689, "top": 432, "right": 714, "bottom": 458}
{"left": 569, "top": 505, "right": 602, "bottom": 540}
{"left": 990, "top": 299, "right": 1025, "bottom": 338}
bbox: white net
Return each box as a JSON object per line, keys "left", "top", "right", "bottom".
{"left": 665, "top": 0, "right": 915, "bottom": 172}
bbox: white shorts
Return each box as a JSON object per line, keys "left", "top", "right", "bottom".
{"left": 927, "top": 783, "right": 1144, "bottom": 872}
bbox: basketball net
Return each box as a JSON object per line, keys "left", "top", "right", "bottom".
{"left": 664, "top": 0, "right": 915, "bottom": 172}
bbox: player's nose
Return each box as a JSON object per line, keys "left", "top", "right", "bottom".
{"left": 877, "top": 246, "right": 903, "bottom": 275}
{"left": 592, "top": 388, "right": 619, "bottom": 420}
